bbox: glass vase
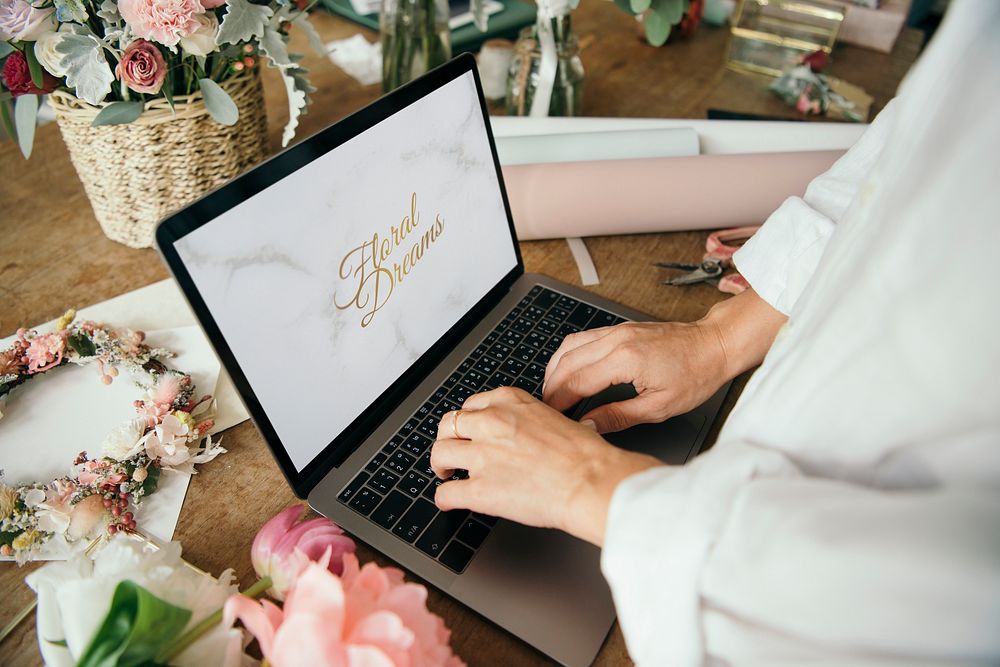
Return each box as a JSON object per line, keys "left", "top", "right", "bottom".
{"left": 505, "top": 15, "right": 584, "bottom": 116}
{"left": 380, "top": 0, "right": 452, "bottom": 93}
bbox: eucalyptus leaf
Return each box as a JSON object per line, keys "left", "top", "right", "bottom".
{"left": 644, "top": 10, "right": 672, "bottom": 46}
{"left": 92, "top": 100, "right": 144, "bottom": 126}
{"left": 198, "top": 78, "right": 238, "bottom": 125}
{"left": 613, "top": 0, "right": 637, "bottom": 15}
{"left": 630, "top": 0, "right": 652, "bottom": 14}
{"left": 14, "top": 94, "right": 37, "bottom": 159}
{"left": 217, "top": 0, "right": 274, "bottom": 45}
{"left": 76, "top": 580, "right": 192, "bottom": 667}
{"left": 55, "top": 33, "right": 115, "bottom": 105}
{"left": 0, "top": 42, "right": 13, "bottom": 59}
{"left": 656, "top": 0, "right": 686, "bottom": 25}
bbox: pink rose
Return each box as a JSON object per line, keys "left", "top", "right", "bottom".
{"left": 116, "top": 39, "right": 166, "bottom": 95}
{"left": 0, "top": 0, "right": 55, "bottom": 42}
{"left": 119, "top": 0, "right": 204, "bottom": 47}
{"left": 224, "top": 557, "right": 464, "bottom": 667}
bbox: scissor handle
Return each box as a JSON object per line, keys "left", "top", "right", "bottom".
{"left": 706, "top": 225, "right": 762, "bottom": 260}
{"left": 718, "top": 273, "right": 750, "bottom": 295}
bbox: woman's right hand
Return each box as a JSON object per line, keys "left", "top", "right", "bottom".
{"left": 542, "top": 288, "right": 788, "bottom": 433}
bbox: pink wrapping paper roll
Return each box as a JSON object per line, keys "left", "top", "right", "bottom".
{"left": 503, "top": 150, "right": 844, "bottom": 240}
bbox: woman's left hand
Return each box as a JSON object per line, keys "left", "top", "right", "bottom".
{"left": 430, "top": 387, "right": 662, "bottom": 546}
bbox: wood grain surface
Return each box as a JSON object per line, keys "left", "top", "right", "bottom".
{"left": 0, "top": 4, "right": 921, "bottom": 664}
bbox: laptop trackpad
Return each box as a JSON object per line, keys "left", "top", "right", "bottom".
{"left": 573, "top": 383, "right": 708, "bottom": 465}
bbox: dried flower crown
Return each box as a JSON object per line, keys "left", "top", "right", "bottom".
{"left": 0, "top": 310, "right": 225, "bottom": 563}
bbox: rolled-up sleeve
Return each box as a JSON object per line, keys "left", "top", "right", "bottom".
{"left": 734, "top": 99, "right": 898, "bottom": 315}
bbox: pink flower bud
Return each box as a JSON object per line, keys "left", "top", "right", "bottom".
{"left": 251, "top": 505, "right": 356, "bottom": 600}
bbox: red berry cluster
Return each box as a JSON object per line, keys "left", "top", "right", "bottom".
{"left": 102, "top": 484, "right": 136, "bottom": 535}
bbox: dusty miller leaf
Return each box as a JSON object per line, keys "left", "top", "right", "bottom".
{"left": 55, "top": 33, "right": 115, "bottom": 105}
{"left": 292, "top": 14, "right": 327, "bottom": 57}
{"left": 218, "top": 0, "right": 273, "bottom": 45}
{"left": 280, "top": 65, "right": 313, "bottom": 147}
{"left": 92, "top": 100, "right": 144, "bottom": 126}
{"left": 53, "top": 0, "right": 89, "bottom": 23}
{"left": 199, "top": 78, "right": 239, "bottom": 125}
{"left": 97, "top": 0, "right": 121, "bottom": 24}
{"left": 259, "top": 26, "right": 292, "bottom": 69}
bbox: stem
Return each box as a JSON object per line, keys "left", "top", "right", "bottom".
{"left": 158, "top": 576, "right": 272, "bottom": 663}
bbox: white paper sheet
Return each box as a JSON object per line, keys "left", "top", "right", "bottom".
{"left": 494, "top": 127, "right": 700, "bottom": 165}
{"left": 0, "top": 327, "right": 220, "bottom": 560}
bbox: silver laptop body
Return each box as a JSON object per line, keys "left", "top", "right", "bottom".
{"left": 157, "top": 54, "right": 728, "bottom": 667}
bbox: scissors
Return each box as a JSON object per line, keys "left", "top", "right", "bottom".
{"left": 656, "top": 226, "right": 761, "bottom": 295}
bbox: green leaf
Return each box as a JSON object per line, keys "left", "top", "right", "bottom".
{"left": 141, "top": 464, "right": 161, "bottom": 497}
{"left": 55, "top": 33, "right": 115, "bottom": 105}
{"left": 76, "top": 580, "right": 192, "bottom": 667}
{"left": 657, "top": 0, "right": 686, "bottom": 24}
{"left": 162, "top": 70, "right": 175, "bottom": 112}
{"left": 47, "top": 639, "right": 69, "bottom": 647}
{"left": 14, "top": 94, "right": 37, "bottom": 159}
{"left": 644, "top": 11, "right": 672, "bottom": 46}
{"left": 24, "top": 46, "right": 45, "bottom": 88}
{"left": 0, "top": 99, "right": 16, "bottom": 143}
{"left": 67, "top": 332, "right": 97, "bottom": 356}
{"left": 198, "top": 78, "right": 238, "bottom": 125}
{"left": 0, "top": 530, "right": 18, "bottom": 548}
{"left": 0, "top": 42, "right": 13, "bottom": 59}
{"left": 613, "top": 0, "right": 637, "bottom": 15}
{"left": 630, "top": 0, "right": 652, "bottom": 13}
{"left": 91, "top": 100, "right": 144, "bottom": 126}
{"left": 217, "top": 0, "right": 273, "bottom": 45}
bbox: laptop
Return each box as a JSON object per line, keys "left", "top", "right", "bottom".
{"left": 156, "top": 54, "right": 728, "bottom": 667}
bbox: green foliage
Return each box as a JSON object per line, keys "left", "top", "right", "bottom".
{"left": 198, "top": 78, "right": 239, "bottom": 125}
{"left": 613, "top": 0, "right": 637, "bottom": 14}
{"left": 0, "top": 530, "right": 18, "bottom": 549}
{"left": 279, "top": 64, "right": 313, "bottom": 147}
{"left": 55, "top": 33, "right": 115, "bottom": 105}
{"left": 54, "top": 0, "right": 89, "bottom": 23}
{"left": 24, "top": 47, "right": 45, "bottom": 89}
{"left": 92, "top": 101, "right": 145, "bottom": 126}
{"left": 141, "top": 465, "right": 161, "bottom": 498}
{"left": 259, "top": 26, "right": 291, "bottom": 68}
{"left": 0, "top": 42, "right": 13, "bottom": 58}
{"left": 643, "top": 0, "right": 688, "bottom": 46}
{"left": 0, "top": 99, "right": 16, "bottom": 144}
{"left": 218, "top": 0, "right": 274, "bottom": 45}
{"left": 14, "top": 93, "right": 38, "bottom": 159}
{"left": 630, "top": 0, "right": 652, "bottom": 14}
{"left": 76, "top": 580, "right": 192, "bottom": 667}
{"left": 67, "top": 332, "right": 98, "bottom": 357}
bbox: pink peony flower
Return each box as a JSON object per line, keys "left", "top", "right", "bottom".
{"left": 224, "top": 558, "right": 464, "bottom": 667}
{"left": 119, "top": 0, "right": 204, "bottom": 47}
{"left": 252, "top": 505, "right": 356, "bottom": 600}
{"left": 0, "top": 0, "right": 55, "bottom": 42}
{"left": 116, "top": 39, "right": 167, "bottom": 94}
{"left": 24, "top": 332, "right": 65, "bottom": 373}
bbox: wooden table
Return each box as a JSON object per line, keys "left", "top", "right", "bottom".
{"left": 0, "top": 4, "right": 921, "bottom": 664}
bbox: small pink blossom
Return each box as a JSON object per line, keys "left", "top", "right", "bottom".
{"left": 135, "top": 399, "right": 171, "bottom": 428}
{"left": 25, "top": 332, "right": 65, "bottom": 373}
{"left": 152, "top": 374, "right": 182, "bottom": 408}
{"left": 224, "top": 558, "right": 464, "bottom": 667}
{"left": 119, "top": 0, "right": 204, "bottom": 47}
{"left": 143, "top": 413, "right": 192, "bottom": 467}
{"left": 252, "top": 505, "right": 356, "bottom": 600}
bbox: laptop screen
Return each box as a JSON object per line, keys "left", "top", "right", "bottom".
{"left": 172, "top": 69, "right": 518, "bottom": 473}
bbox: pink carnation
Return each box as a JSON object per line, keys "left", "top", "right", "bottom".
{"left": 25, "top": 333, "right": 65, "bottom": 373}
{"left": 119, "top": 0, "right": 204, "bottom": 47}
{"left": 225, "top": 555, "right": 464, "bottom": 667}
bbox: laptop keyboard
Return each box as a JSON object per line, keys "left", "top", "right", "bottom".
{"left": 337, "top": 285, "right": 627, "bottom": 573}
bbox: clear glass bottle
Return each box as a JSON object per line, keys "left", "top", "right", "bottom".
{"left": 380, "top": 0, "right": 452, "bottom": 93}
{"left": 505, "top": 15, "right": 584, "bottom": 116}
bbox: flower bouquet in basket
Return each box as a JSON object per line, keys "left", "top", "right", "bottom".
{"left": 0, "top": 0, "right": 325, "bottom": 247}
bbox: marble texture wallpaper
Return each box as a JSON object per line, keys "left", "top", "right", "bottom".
{"left": 176, "top": 72, "right": 518, "bottom": 470}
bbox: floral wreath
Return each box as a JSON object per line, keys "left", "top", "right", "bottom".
{"left": 0, "top": 310, "right": 225, "bottom": 563}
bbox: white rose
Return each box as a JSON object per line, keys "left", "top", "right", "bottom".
{"left": 0, "top": 0, "right": 55, "bottom": 42}
{"left": 101, "top": 418, "right": 147, "bottom": 461}
{"left": 33, "top": 30, "right": 69, "bottom": 78}
{"left": 178, "top": 13, "right": 219, "bottom": 57}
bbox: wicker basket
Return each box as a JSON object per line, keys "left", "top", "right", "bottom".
{"left": 49, "top": 70, "right": 268, "bottom": 248}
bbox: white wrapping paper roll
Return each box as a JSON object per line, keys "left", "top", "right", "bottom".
{"left": 495, "top": 127, "right": 699, "bottom": 165}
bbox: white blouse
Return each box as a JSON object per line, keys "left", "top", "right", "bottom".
{"left": 600, "top": 2, "right": 1000, "bottom": 665}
